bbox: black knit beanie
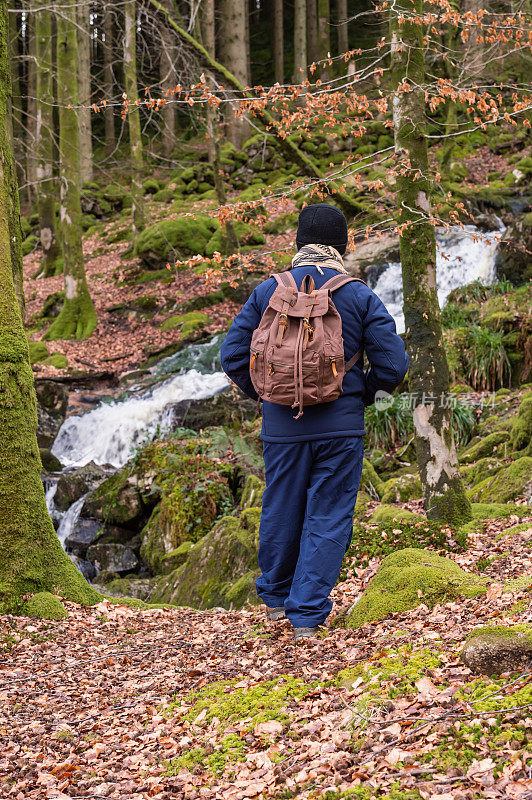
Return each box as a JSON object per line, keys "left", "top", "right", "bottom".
{"left": 295, "top": 203, "right": 348, "bottom": 255}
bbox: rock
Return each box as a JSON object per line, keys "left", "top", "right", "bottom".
{"left": 96, "top": 577, "right": 158, "bottom": 600}
{"left": 40, "top": 448, "right": 62, "bottom": 473}
{"left": 25, "top": 591, "right": 67, "bottom": 620}
{"left": 461, "top": 625, "right": 532, "bottom": 675}
{"left": 369, "top": 505, "right": 423, "bottom": 523}
{"left": 497, "top": 215, "right": 532, "bottom": 286}
{"left": 344, "top": 231, "right": 399, "bottom": 280}
{"left": 65, "top": 518, "right": 101, "bottom": 558}
{"left": 136, "top": 216, "right": 217, "bottom": 268}
{"left": 475, "top": 213, "right": 503, "bottom": 232}
{"left": 55, "top": 462, "right": 109, "bottom": 511}
{"left": 240, "top": 476, "right": 265, "bottom": 510}
{"left": 170, "top": 390, "right": 258, "bottom": 431}
{"left": 201, "top": 427, "right": 264, "bottom": 479}
{"left": 205, "top": 221, "right": 266, "bottom": 257}
{"left": 509, "top": 392, "right": 532, "bottom": 456}
{"left": 346, "top": 548, "right": 486, "bottom": 628}
{"left": 467, "top": 457, "right": 532, "bottom": 503}
{"left": 381, "top": 473, "right": 422, "bottom": 503}
{"left": 160, "top": 542, "right": 194, "bottom": 573}
{"left": 84, "top": 469, "right": 144, "bottom": 527}
{"left": 460, "top": 457, "right": 504, "bottom": 487}
{"left": 34, "top": 379, "right": 68, "bottom": 448}
{"left": 459, "top": 430, "right": 509, "bottom": 464}
{"left": 86, "top": 543, "right": 139, "bottom": 574}
{"left": 70, "top": 555, "right": 98, "bottom": 582}
{"left": 151, "top": 507, "right": 261, "bottom": 609}
{"left": 359, "top": 459, "right": 385, "bottom": 499}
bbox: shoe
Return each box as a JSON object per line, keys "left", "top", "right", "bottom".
{"left": 266, "top": 606, "right": 286, "bottom": 622}
{"left": 293, "top": 626, "right": 321, "bottom": 641}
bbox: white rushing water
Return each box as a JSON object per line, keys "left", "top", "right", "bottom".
{"left": 368, "top": 224, "right": 503, "bottom": 334}
{"left": 52, "top": 368, "right": 229, "bottom": 469}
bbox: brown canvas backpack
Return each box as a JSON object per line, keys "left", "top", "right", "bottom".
{"left": 250, "top": 270, "right": 365, "bottom": 418}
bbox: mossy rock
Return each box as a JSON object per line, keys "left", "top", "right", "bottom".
{"left": 40, "top": 448, "right": 62, "bottom": 473}
{"left": 142, "top": 178, "right": 161, "bottom": 194}
{"left": 509, "top": 392, "right": 532, "bottom": 456}
{"left": 263, "top": 212, "right": 298, "bottom": 235}
{"left": 460, "top": 457, "right": 504, "bottom": 487}
{"left": 205, "top": 221, "right": 266, "bottom": 257}
{"left": 84, "top": 468, "right": 144, "bottom": 526}
{"left": 22, "top": 234, "right": 38, "bottom": 256}
{"left": 136, "top": 216, "right": 217, "bottom": 268}
{"left": 150, "top": 511, "right": 260, "bottom": 609}
{"left": 467, "top": 456, "right": 532, "bottom": 503}
{"left": 461, "top": 624, "right": 532, "bottom": 675}
{"left": 240, "top": 475, "right": 265, "bottom": 509}
{"left": 354, "top": 491, "right": 372, "bottom": 514}
{"left": 28, "top": 339, "right": 49, "bottom": 365}
{"left": 25, "top": 591, "right": 67, "bottom": 620}
{"left": 346, "top": 548, "right": 486, "bottom": 628}
{"left": 459, "top": 430, "right": 509, "bottom": 464}
{"left": 359, "top": 458, "right": 385, "bottom": 499}
{"left": 470, "top": 501, "right": 529, "bottom": 520}
{"left": 381, "top": 473, "right": 422, "bottom": 503}
{"left": 160, "top": 311, "right": 211, "bottom": 335}
{"left": 40, "top": 290, "right": 65, "bottom": 319}
{"left": 160, "top": 542, "right": 194, "bottom": 574}
{"left": 43, "top": 353, "right": 68, "bottom": 369}
{"left": 370, "top": 505, "right": 424, "bottom": 523}
{"left": 153, "top": 188, "right": 174, "bottom": 203}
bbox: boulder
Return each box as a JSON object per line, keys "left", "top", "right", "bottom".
{"left": 65, "top": 518, "right": 101, "bottom": 558}
{"left": 459, "top": 430, "right": 509, "bottom": 464}
{"left": 136, "top": 216, "right": 217, "bottom": 269}
{"left": 40, "top": 448, "right": 62, "bottom": 473}
{"left": 25, "top": 591, "right": 67, "bottom": 620}
{"left": 86, "top": 543, "right": 139, "bottom": 574}
{"left": 467, "top": 456, "right": 532, "bottom": 503}
{"left": 34, "top": 379, "right": 68, "bottom": 448}
{"left": 381, "top": 473, "right": 422, "bottom": 503}
{"left": 240, "top": 476, "right": 265, "bottom": 510}
{"left": 83, "top": 469, "right": 145, "bottom": 527}
{"left": 346, "top": 548, "right": 486, "bottom": 628}
{"left": 150, "top": 508, "right": 260, "bottom": 609}
{"left": 497, "top": 215, "right": 532, "bottom": 286}
{"left": 461, "top": 625, "right": 532, "bottom": 675}
{"left": 96, "top": 576, "right": 158, "bottom": 600}
{"left": 369, "top": 505, "right": 423, "bottom": 523}
{"left": 170, "top": 390, "right": 258, "bottom": 431}
{"left": 509, "top": 392, "right": 532, "bottom": 456}
{"left": 460, "top": 457, "right": 504, "bottom": 487}
{"left": 160, "top": 542, "right": 194, "bottom": 574}
{"left": 359, "top": 459, "right": 385, "bottom": 499}
{"left": 55, "top": 462, "right": 108, "bottom": 511}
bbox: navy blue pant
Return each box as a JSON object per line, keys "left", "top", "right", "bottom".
{"left": 255, "top": 437, "right": 364, "bottom": 628}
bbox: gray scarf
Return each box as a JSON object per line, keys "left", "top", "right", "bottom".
{"left": 291, "top": 243, "right": 348, "bottom": 275}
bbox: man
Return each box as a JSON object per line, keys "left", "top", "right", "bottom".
{"left": 221, "top": 203, "right": 409, "bottom": 640}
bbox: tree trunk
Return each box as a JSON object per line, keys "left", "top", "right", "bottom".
{"left": 273, "top": 0, "right": 284, "bottom": 83}
{"left": 337, "top": 0, "right": 348, "bottom": 61}
{"left": 390, "top": 0, "right": 472, "bottom": 525}
{"left": 159, "top": 0, "right": 178, "bottom": 159}
{"left": 34, "top": 0, "right": 60, "bottom": 277}
{"left": 124, "top": 0, "right": 146, "bottom": 236}
{"left": 25, "top": 13, "right": 37, "bottom": 205}
{"left": 317, "top": 0, "right": 330, "bottom": 77}
{"left": 222, "top": 0, "right": 249, "bottom": 147}
{"left": 307, "top": 0, "right": 318, "bottom": 67}
{"left": 103, "top": 4, "right": 115, "bottom": 157}
{"left": 294, "top": 0, "right": 307, "bottom": 81}
{"left": 0, "top": 0, "right": 99, "bottom": 614}
{"left": 146, "top": 0, "right": 366, "bottom": 217}
{"left": 8, "top": 4, "right": 25, "bottom": 199}
{"left": 77, "top": 0, "right": 93, "bottom": 184}
{"left": 44, "top": 1, "right": 97, "bottom": 341}
{"left": 201, "top": 0, "right": 216, "bottom": 163}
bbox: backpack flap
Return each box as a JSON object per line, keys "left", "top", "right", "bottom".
{"left": 269, "top": 286, "right": 329, "bottom": 317}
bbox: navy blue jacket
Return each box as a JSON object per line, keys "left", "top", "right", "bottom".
{"left": 220, "top": 265, "right": 409, "bottom": 442}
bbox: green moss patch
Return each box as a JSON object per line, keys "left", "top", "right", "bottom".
{"left": 381, "top": 473, "right": 422, "bottom": 503}
{"left": 346, "top": 549, "right": 486, "bottom": 628}
{"left": 136, "top": 215, "right": 217, "bottom": 268}
{"left": 510, "top": 392, "right": 532, "bottom": 455}
{"left": 25, "top": 591, "right": 67, "bottom": 620}
{"left": 160, "top": 311, "right": 211, "bottom": 335}
{"left": 28, "top": 339, "right": 49, "bottom": 364}
{"left": 467, "top": 456, "right": 532, "bottom": 503}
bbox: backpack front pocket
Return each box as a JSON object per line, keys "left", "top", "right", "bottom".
{"left": 321, "top": 354, "right": 345, "bottom": 402}
{"left": 250, "top": 347, "right": 266, "bottom": 396}
{"left": 263, "top": 360, "right": 319, "bottom": 406}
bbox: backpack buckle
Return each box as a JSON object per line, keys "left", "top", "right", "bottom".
{"left": 276, "top": 313, "right": 289, "bottom": 347}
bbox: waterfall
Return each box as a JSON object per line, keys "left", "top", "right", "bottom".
{"left": 56, "top": 495, "right": 88, "bottom": 546}
{"left": 366, "top": 224, "right": 503, "bottom": 334}
{"left": 51, "top": 368, "right": 229, "bottom": 470}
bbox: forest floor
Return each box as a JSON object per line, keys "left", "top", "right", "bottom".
{"left": 2, "top": 512, "right": 532, "bottom": 800}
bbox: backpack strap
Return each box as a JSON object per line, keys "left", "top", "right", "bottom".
{"left": 320, "top": 274, "right": 367, "bottom": 293}
{"left": 345, "top": 348, "right": 363, "bottom": 371}
{"left": 273, "top": 271, "right": 298, "bottom": 290}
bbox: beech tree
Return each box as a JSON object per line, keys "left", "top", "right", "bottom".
{"left": 44, "top": 0, "right": 97, "bottom": 341}
{"left": 34, "top": 0, "right": 60, "bottom": 277}
{"left": 294, "top": 0, "right": 307, "bottom": 80}
{"left": 390, "top": 0, "right": 472, "bottom": 524}
{"left": 124, "top": 0, "right": 146, "bottom": 236}
{"left": 102, "top": 4, "right": 115, "bottom": 157}
{"left": 159, "top": 0, "right": 178, "bottom": 159}
{"left": 222, "top": 0, "right": 250, "bottom": 146}
{"left": 77, "top": 0, "right": 93, "bottom": 184}
{"left": 0, "top": 0, "right": 99, "bottom": 614}
{"left": 273, "top": 0, "right": 284, "bottom": 83}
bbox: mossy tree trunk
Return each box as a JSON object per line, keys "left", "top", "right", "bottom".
{"left": 294, "top": 0, "right": 307, "bottom": 81}
{"left": 8, "top": 4, "right": 25, "bottom": 198}
{"left": 34, "top": 0, "right": 60, "bottom": 278}
{"left": 201, "top": 0, "right": 216, "bottom": 163}
{"left": 103, "top": 5, "right": 115, "bottom": 157}
{"left": 77, "top": 0, "right": 93, "bottom": 184}
{"left": 44, "top": 1, "right": 97, "bottom": 341}
{"left": 273, "top": 0, "right": 284, "bottom": 83}
{"left": 0, "top": 0, "right": 99, "bottom": 613}
{"left": 390, "top": 0, "right": 472, "bottom": 525}
{"left": 124, "top": 0, "right": 146, "bottom": 236}
{"left": 159, "top": 0, "right": 178, "bottom": 160}
{"left": 25, "top": 13, "right": 37, "bottom": 206}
